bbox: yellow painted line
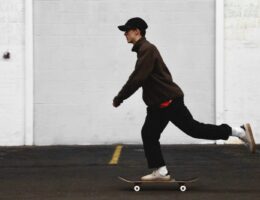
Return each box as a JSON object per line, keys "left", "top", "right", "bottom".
{"left": 109, "top": 145, "right": 123, "bottom": 165}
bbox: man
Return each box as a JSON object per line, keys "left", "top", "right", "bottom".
{"left": 113, "top": 17, "right": 256, "bottom": 181}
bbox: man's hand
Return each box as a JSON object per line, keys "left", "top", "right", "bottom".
{"left": 113, "top": 97, "right": 122, "bottom": 108}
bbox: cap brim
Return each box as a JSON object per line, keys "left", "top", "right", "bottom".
{"left": 118, "top": 25, "right": 128, "bottom": 31}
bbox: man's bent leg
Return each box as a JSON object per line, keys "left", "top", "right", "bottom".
{"left": 141, "top": 107, "right": 169, "bottom": 168}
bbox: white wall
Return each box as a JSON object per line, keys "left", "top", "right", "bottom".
{"left": 0, "top": 0, "right": 259, "bottom": 146}
{"left": 33, "top": 0, "right": 216, "bottom": 145}
{"left": 224, "top": 0, "right": 260, "bottom": 143}
{"left": 0, "top": 0, "right": 25, "bottom": 146}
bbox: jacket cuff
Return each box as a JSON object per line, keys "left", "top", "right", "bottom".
{"left": 113, "top": 96, "right": 123, "bottom": 104}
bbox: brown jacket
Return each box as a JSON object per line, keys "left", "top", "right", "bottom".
{"left": 114, "top": 36, "right": 184, "bottom": 107}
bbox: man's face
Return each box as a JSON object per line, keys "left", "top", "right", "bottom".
{"left": 124, "top": 28, "right": 139, "bottom": 43}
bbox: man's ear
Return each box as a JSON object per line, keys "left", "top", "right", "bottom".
{"left": 134, "top": 28, "right": 141, "bottom": 36}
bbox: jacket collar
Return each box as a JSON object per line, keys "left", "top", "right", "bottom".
{"left": 131, "top": 37, "right": 147, "bottom": 52}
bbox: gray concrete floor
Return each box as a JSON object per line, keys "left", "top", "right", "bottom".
{"left": 0, "top": 144, "right": 259, "bottom": 199}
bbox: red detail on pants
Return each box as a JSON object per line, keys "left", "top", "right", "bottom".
{"left": 159, "top": 100, "right": 173, "bottom": 108}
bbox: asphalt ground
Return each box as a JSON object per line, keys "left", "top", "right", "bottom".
{"left": 0, "top": 144, "right": 259, "bottom": 200}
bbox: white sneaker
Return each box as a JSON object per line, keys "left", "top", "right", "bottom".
{"left": 141, "top": 169, "right": 171, "bottom": 181}
{"left": 239, "top": 123, "right": 256, "bottom": 153}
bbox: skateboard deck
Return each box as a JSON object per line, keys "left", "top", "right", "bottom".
{"left": 118, "top": 176, "right": 199, "bottom": 192}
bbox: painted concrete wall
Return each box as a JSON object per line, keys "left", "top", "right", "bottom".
{"left": 33, "top": 0, "right": 216, "bottom": 145}
{"left": 1, "top": 0, "right": 258, "bottom": 146}
{"left": 224, "top": 0, "right": 260, "bottom": 143}
{"left": 0, "top": 0, "right": 25, "bottom": 145}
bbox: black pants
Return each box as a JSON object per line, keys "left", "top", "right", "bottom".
{"left": 141, "top": 96, "right": 232, "bottom": 169}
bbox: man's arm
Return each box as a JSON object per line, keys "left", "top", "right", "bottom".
{"left": 113, "top": 47, "right": 156, "bottom": 106}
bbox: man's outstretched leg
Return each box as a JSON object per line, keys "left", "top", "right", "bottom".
{"left": 166, "top": 97, "right": 256, "bottom": 153}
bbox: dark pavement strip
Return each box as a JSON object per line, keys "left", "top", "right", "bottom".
{"left": 0, "top": 144, "right": 259, "bottom": 199}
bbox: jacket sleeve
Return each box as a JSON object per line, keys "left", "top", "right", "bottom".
{"left": 114, "top": 47, "right": 156, "bottom": 104}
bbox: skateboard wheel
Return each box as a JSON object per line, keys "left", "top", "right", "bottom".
{"left": 180, "top": 185, "right": 187, "bottom": 192}
{"left": 134, "top": 185, "right": 141, "bottom": 192}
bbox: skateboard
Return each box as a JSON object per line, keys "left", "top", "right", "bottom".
{"left": 118, "top": 176, "right": 199, "bottom": 192}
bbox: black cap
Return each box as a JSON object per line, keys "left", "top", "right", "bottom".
{"left": 118, "top": 17, "right": 148, "bottom": 32}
